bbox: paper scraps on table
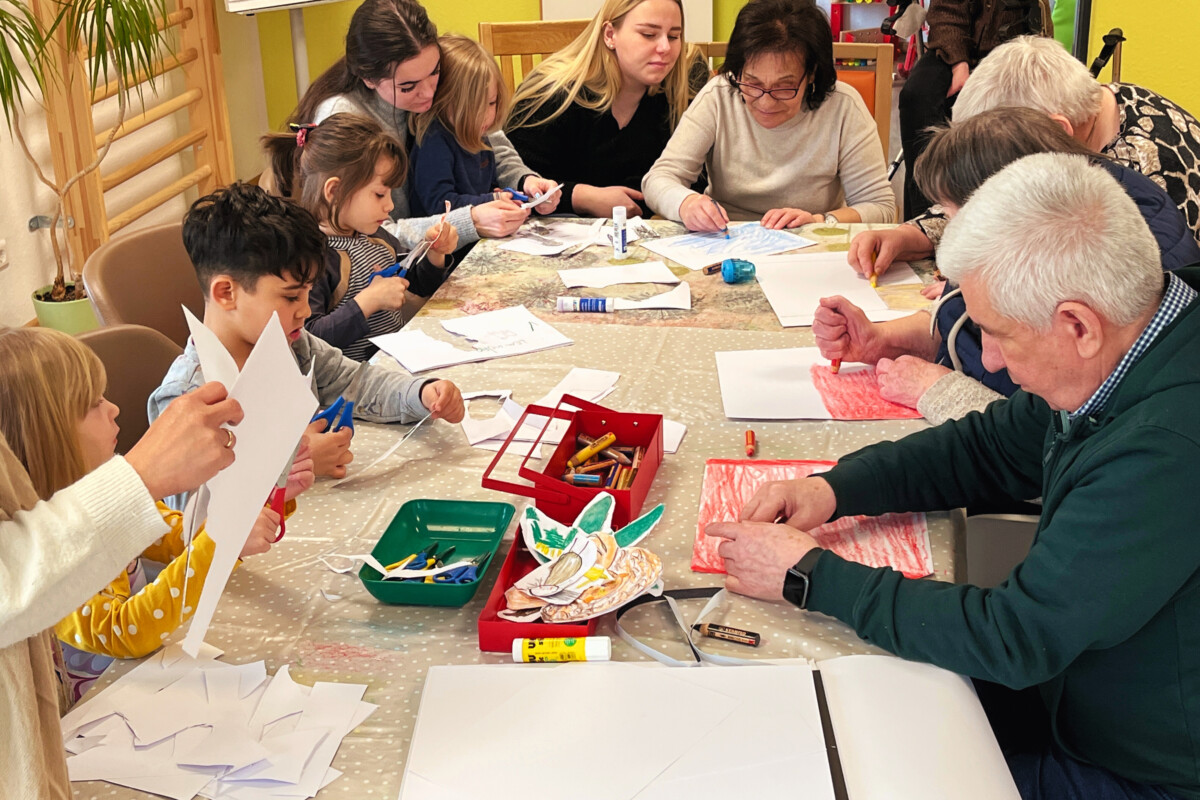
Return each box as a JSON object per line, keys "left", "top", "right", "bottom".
{"left": 502, "top": 494, "right": 664, "bottom": 623}
{"left": 692, "top": 459, "right": 933, "bottom": 578}
{"left": 613, "top": 282, "right": 692, "bottom": 311}
{"left": 332, "top": 412, "right": 432, "bottom": 487}
{"left": 640, "top": 222, "right": 815, "bottom": 270}
{"left": 371, "top": 306, "right": 572, "bottom": 373}
{"left": 319, "top": 551, "right": 482, "bottom": 581}
{"left": 180, "top": 308, "right": 317, "bottom": 657}
{"left": 715, "top": 347, "right": 923, "bottom": 420}
{"left": 499, "top": 219, "right": 606, "bottom": 256}
{"left": 752, "top": 251, "right": 921, "bottom": 327}
{"left": 558, "top": 260, "right": 679, "bottom": 289}
{"left": 60, "top": 644, "right": 375, "bottom": 800}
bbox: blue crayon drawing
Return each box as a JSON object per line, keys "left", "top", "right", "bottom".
{"left": 647, "top": 222, "right": 812, "bottom": 267}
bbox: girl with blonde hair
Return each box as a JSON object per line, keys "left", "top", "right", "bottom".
{"left": 0, "top": 327, "right": 311, "bottom": 702}
{"left": 409, "top": 34, "right": 514, "bottom": 216}
{"left": 506, "top": 0, "right": 707, "bottom": 218}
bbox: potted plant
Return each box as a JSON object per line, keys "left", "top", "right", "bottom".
{"left": 0, "top": 0, "right": 171, "bottom": 332}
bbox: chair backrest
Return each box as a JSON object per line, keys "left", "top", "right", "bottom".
{"left": 479, "top": 19, "right": 591, "bottom": 93}
{"left": 77, "top": 324, "right": 183, "bottom": 456}
{"left": 82, "top": 221, "right": 204, "bottom": 349}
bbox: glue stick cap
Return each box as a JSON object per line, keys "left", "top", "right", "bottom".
{"left": 612, "top": 206, "right": 626, "bottom": 222}
{"left": 586, "top": 636, "right": 612, "bottom": 661}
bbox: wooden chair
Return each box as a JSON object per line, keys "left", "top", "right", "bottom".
{"left": 82, "top": 221, "right": 204, "bottom": 349}
{"left": 479, "top": 19, "right": 590, "bottom": 93}
{"left": 77, "top": 324, "right": 183, "bottom": 455}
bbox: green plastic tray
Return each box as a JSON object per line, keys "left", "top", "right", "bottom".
{"left": 358, "top": 499, "right": 515, "bottom": 607}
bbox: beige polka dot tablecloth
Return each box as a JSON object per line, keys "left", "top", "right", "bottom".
{"left": 73, "top": 297, "right": 962, "bottom": 800}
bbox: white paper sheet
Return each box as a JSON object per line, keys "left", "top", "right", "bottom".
{"left": 663, "top": 419, "right": 687, "bottom": 453}
{"left": 498, "top": 219, "right": 605, "bottom": 256}
{"left": 819, "top": 655, "right": 1020, "bottom": 800}
{"left": 519, "top": 182, "right": 564, "bottom": 210}
{"left": 752, "top": 251, "right": 921, "bottom": 327}
{"left": 371, "top": 306, "right": 573, "bottom": 373}
{"left": 714, "top": 347, "right": 922, "bottom": 421}
{"left": 181, "top": 313, "right": 317, "bottom": 657}
{"left": 398, "top": 662, "right": 833, "bottom": 800}
{"left": 558, "top": 260, "right": 679, "bottom": 289}
{"left": 640, "top": 222, "right": 816, "bottom": 270}
{"left": 612, "top": 282, "right": 692, "bottom": 310}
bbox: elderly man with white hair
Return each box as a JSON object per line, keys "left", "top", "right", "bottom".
{"left": 708, "top": 152, "right": 1200, "bottom": 800}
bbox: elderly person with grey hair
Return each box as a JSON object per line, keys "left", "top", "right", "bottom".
{"left": 707, "top": 152, "right": 1200, "bottom": 800}
{"left": 852, "top": 35, "right": 1200, "bottom": 292}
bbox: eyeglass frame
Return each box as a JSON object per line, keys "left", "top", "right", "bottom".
{"left": 728, "top": 78, "right": 807, "bottom": 102}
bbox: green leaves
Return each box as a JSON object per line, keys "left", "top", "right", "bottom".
{"left": 0, "top": 0, "right": 173, "bottom": 131}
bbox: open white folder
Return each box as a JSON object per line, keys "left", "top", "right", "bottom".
{"left": 397, "top": 657, "right": 1018, "bottom": 800}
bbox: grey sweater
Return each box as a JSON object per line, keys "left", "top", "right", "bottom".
{"left": 642, "top": 75, "right": 896, "bottom": 223}
{"left": 314, "top": 91, "right": 540, "bottom": 248}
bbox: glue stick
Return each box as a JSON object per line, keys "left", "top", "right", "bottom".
{"left": 513, "top": 636, "right": 612, "bottom": 663}
{"left": 612, "top": 206, "right": 628, "bottom": 259}
{"left": 557, "top": 297, "right": 616, "bottom": 313}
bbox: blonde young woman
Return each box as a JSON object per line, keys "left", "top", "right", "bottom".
{"left": 505, "top": 0, "right": 707, "bottom": 218}
{"left": 0, "top": 327, "right": 243, "bottom": 798}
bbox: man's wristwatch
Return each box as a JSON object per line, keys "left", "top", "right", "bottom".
{"left": 782, "top": 548, "right": 826, "bottom": 609}
{"left": 823, "top": 213, "right": 839, "bottom": 225}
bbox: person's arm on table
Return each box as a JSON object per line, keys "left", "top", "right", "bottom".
{"left": 833, "top": 97, "right": 896, "bottom": 224}
{"left": 808, "top": 425, "right": 1200, "bottom": 688}
{"left": 917, "top": 371, "right": 1007, "bottom": 424}
{"left": 814, "top": 300, "right": 938, "bottom": 365}
{"left": 847, "top": 225, "right": 936, "bottom": 279}
{"left": 642, "top": 83, "right": 719, "bottom": 225}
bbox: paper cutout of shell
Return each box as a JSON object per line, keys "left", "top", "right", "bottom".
{"left": 520, "top": 493, "right": 663, "bottom": 563}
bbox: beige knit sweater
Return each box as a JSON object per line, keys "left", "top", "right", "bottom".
{"left": 0, "top": 451, "right": 168, "bottom": 799}
{"left": 642, "top": 74, "right": 896, "bottom": 223}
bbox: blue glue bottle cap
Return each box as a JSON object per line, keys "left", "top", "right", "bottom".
{"left": 722, "top": 258, "right": 756, "bottom": 284}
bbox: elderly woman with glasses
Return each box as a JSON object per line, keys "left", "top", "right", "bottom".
{"left": 642, "top": 0, "right": 895, "bottom": 230}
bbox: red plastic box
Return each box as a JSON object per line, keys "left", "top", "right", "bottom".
{"left": 481, "top": 394, "right": 663, "bottom": 529}
{"left": 477, "top": 541, "right": 598, "bottom": 652}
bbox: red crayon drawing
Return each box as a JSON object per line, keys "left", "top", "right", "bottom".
{"left": 809, "top": 364, "right": 922, "bottom": 420}
{"left": 693, "top": 459, "right": 933, "bottom": 578}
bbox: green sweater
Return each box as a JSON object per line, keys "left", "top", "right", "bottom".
{"left": 810, "top": 267, "right": 1200, "bottom": 797}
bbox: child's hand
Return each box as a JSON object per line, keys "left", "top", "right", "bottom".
{"left": 284, "top": 439, "right": 315, "bottom": 501}
{"left": 523, "top": 177, "right": 561, "bottom": 215}
{"left": 305, "top": 420, "right": 355, "bottom": 478}
{"left": 420, "top": 380, "right": 465, "bottom": 423}
{"left": 357, "top": 275, "right": 410, "bottom": 315}
{"left": 425, "top": 221, "right": 459, "bottom": 267}
{"left": 241, "top": 506, "right": 281, "bottom": 558}
{"left": 471, "top": 199, "right": 530, "bottom": 238}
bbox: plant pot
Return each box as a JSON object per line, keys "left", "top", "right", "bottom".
{"left": 32, "top": 283, "right": 99, "bottom": 335}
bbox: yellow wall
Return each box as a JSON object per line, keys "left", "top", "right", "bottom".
{"left": 256, "top": 0, "right": 538, "bottom": 129}
{"left": 1089, "top": 0, "right": 1200, "bottom": 114}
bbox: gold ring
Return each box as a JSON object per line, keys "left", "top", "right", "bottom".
{"left": 224, "top": 428, "right": 235, "bottom": 449}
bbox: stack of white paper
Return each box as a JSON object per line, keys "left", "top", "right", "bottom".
{"left": 371, "top": 306, "right": 573, "bottom": 373}
{"left": 558, "top": 261, "right": 679, "bottom": 289}
{"left": 62, "top": 645, "right": 375, "bottom": 800}
{"left": 752, "top": 252, "right": 921, "bottom": 327}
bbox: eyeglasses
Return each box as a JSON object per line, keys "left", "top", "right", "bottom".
{"left": 730, "top": 79, "right": 803, "bottom": 101}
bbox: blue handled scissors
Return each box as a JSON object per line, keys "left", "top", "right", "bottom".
{"left": 432, "top": 553, "right": 490, "bottom": 584}
{"left": 310, "top": 363, "right": 367, "bottom": 434}
{"left": 367, "top": 238, "right": 433, "bottom": 283}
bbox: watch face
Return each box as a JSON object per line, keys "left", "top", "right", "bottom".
{"left": 784, "top": 567, "right": 810, "bottom": 609}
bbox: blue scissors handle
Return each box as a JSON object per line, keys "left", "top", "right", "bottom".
{"left": 368, "top": 261, "right": 408, "bottom": 283}
{"left": 311, "top": 397, "right": 354, "bottom": 433}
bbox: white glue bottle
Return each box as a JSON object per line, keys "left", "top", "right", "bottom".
{"left": 612, "top": 206, "right": 628, "bottom": 259}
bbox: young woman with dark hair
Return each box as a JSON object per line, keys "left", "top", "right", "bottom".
{"left": 285, "top": 0, "right": 560, "bottom": 247}
{"left": 642, "top": 0, "right": 894, "bottom": 231}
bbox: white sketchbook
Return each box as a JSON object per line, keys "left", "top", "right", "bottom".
{"left": 753, "top": 251, "right": 921, "bottom": 327}
{"left": 397, "top": 657, "right": 1018, "bottom": 800}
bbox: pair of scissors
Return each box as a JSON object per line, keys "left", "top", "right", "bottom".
{"left": 420, "top": 545, "right": 458, "bottom": 583}
{"left": 432, "top": 553, "right": 490, "bottom": 584}
{"left": 311, "top": 363, "right": 367, "bottom": 434}
{"left": 266, "top": 437, "right": 305, "bottom": 543}
{"left": 369, "top": 202, "right": 452, "bottom": 283}
{"left": 382, "top": 541, "right": 446, "bottom": 575}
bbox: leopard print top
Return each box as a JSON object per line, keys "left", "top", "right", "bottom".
{"left": 1105, "top": 83, "right": 1200, "bottom": 241}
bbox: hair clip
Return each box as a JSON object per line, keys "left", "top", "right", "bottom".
{"left": 288, "top": 122, "right": 318, "bottom": 148}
